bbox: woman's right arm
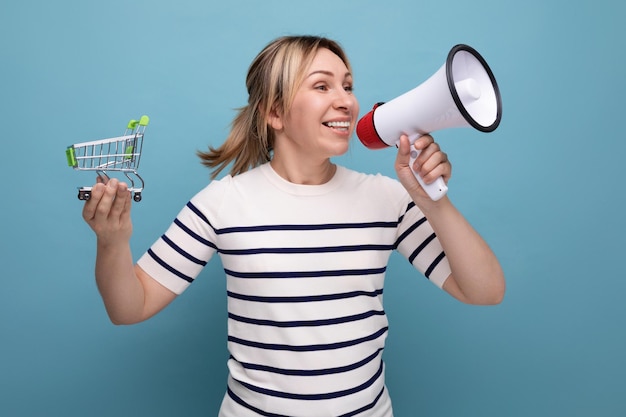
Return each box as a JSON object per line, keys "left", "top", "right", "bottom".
{"left": 83, "top": 178, "right": 177, "bottom": 325}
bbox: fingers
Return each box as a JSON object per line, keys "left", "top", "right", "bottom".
{"left": 82, "top": 182, "right": 105, "bottom": 223}
{"left": 411, "top": 135, "right": 451, "bottom": 183}
{"left": 106, "top": 180, "right": 129, "bottom": 216}
{"left": 82, "top": 178, "right": 131, "bottom": 228}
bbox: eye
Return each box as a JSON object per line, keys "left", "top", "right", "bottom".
{"left": 344, "top": 84, "right": 354, "bottom": 93}
{"left": 315, "top": 83, "right": 329, "bottom": 91}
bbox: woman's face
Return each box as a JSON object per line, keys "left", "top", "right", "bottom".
{"left": 270, "top": 47, "right": 359, "bottom": 161}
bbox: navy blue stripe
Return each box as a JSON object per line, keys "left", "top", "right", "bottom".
{"left": 228, "top": 310, "right": 385, "bottom": 328}
{"left": 232, "top": 348, "right": 384, "bottom": 376}
{"left": 215, "top": 221, "right": 398, "bottom": 235}
{"left": 224, "top": 267, "right": 386, "bottom": 279}
{"left": 407, "top": 201, "right": 416, "bottom": 211}
{"left": 408, "top": 232, "right": 436, "bottom": 264}
{"left": 219, "top": 243, "right": 393, "bottom": 255}
{"left": 185, "top": 201, "right": 212, "bottom": 227}
{"left": 338, "top": 386, "right": 386, "bottom": 417}
{"left": 234, "top": 360, "right": 384, "bottom": 400}
{"left": 394, "top": 216, "right": 427, "bottom": 248}
{"left": 161, "top": 234, "right": 206, "bottom": 266}
{"left": 226, "top": 385, "right": 385, "bottom": 417}
{"left": 173, "top": 218, "right": 216, "bottom": 249}
{"left": 147, "top": 249, "right": 194, "bottom": 283}
{"left": 227, "top": 288, "right": 383, "bottom": 303}
{"left": 227, "top": 387, "right": 289, "bottom": 417}
{"left": 228, "top": 326, "right": 388, "bottom": 352}
{"left": 397, "top": 201, "right": 416, "bottom": 224}
{"left": 425, "top": 251, "right": 446, "bottom": 278}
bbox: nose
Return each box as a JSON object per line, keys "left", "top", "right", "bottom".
{"left": 334, "top": 89, "right": 358, "bottom": 112}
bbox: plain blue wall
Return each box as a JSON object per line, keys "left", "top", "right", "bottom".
{"left": 2, "top": 0, "right": 625, "bottom": 416}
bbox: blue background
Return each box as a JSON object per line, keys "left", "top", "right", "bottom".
{"left": 2, "top": 0, "right": 625, "bottom": 416}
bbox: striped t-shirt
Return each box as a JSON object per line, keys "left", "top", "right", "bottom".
{"left": 137, "top": 163, "right": 451, "bottom": 417}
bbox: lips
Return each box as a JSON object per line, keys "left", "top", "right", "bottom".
{"left": 322, "top": 121, "right": 351, "bottom": 130}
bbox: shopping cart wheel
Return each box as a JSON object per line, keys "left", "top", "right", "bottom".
{"left": 133, "top": 192, "right": 142, "bottom": 202}
{"left": 78, "top": 190, "right": 91, "bottom": 201}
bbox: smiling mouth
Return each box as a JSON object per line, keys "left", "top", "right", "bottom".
{"left": 322, "top": 121, "right": 351, "bottom": 130}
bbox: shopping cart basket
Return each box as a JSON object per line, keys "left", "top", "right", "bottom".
{"left": 66, "top": 115, "right": 150, "bottom": 202}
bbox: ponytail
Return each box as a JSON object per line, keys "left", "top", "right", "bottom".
{"left": 197, "top": 103, "right": 272, "bottom": 179}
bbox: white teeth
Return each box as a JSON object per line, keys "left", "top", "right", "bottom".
{"left": 324, "top": 121, "right": 350, "bottom": 128}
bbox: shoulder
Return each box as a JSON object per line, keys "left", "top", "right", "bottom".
{"left": 194, "top": 165, "right": 265, "bottom": 197}
{"left": 334, "top": 166, "right": 413, "bottom": 218}
{"left": 337, "top": 165, "right": 407, "bottom": 196}
{"left": 188, "top": 165, "right": 268, "bottom": 217}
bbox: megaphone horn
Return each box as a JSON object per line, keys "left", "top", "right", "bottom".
{"left": 356, "top": 44, "right": 502, "bottom": 201}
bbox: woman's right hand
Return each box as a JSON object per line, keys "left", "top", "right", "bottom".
{"left": 82, "top": 177, "right": 133, "bottom": 245}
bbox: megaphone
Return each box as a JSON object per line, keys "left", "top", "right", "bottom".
{"left": 356, "top": 44, "right": 502, "bottom": 201}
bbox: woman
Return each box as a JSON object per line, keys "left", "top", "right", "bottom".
{"left": 83, "top": 35, "right": 505, "bottom": 416}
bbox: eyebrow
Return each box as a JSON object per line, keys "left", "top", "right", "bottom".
{"left": 307, "top": 70, "right": 353, "bottom": 79}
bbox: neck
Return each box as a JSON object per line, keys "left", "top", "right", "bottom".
{"left": 270, "top": 155, "right": 336, "bottom": 185}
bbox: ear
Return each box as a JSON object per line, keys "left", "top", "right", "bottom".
{"left": 267, "top": 106, "right": 284, "bottom": 131}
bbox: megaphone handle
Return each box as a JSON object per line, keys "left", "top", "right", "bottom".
{"left": 409, "top": 148, "right": 448, "bottom": 201}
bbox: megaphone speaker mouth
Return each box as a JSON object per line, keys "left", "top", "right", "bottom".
{"left": 447, "top": 44, "right": 502, "bottom": 132}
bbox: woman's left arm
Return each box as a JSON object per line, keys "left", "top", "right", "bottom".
{"left": 395, "top": 134, "right": 505, "bottom": 305}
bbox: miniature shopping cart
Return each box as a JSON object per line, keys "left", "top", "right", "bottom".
{"left": 66, "top": 115, "right": 150, "bottom": 202}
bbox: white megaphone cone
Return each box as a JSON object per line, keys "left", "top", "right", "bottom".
{"left": 356, "top": 44, "right": 502, "bottom": 201}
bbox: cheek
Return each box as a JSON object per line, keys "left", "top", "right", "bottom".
{"left": 289, "top": 106, "right": 319, "bottom": 130}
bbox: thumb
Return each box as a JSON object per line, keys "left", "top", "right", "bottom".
{"left": 395, "top": 135, "right": 411, "bottom": 169}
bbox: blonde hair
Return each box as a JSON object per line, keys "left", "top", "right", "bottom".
{"left": 197, "top": 35, "right": 352, "bottom": 178}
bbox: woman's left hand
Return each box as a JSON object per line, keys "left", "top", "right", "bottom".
{"left": 394, "top": 134, "right": 451, "bottom": 202}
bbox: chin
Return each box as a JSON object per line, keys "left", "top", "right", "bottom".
{"left": 328, "top": 142, "right": 350, "bottom": 157}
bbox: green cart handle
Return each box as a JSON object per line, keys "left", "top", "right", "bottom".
{"left": 127, "top": 115, "right": 150, "bottom": 130}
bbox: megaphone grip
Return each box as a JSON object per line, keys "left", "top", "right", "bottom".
{"left": 409, "top": 149, "right": 448, "bottom": 201}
